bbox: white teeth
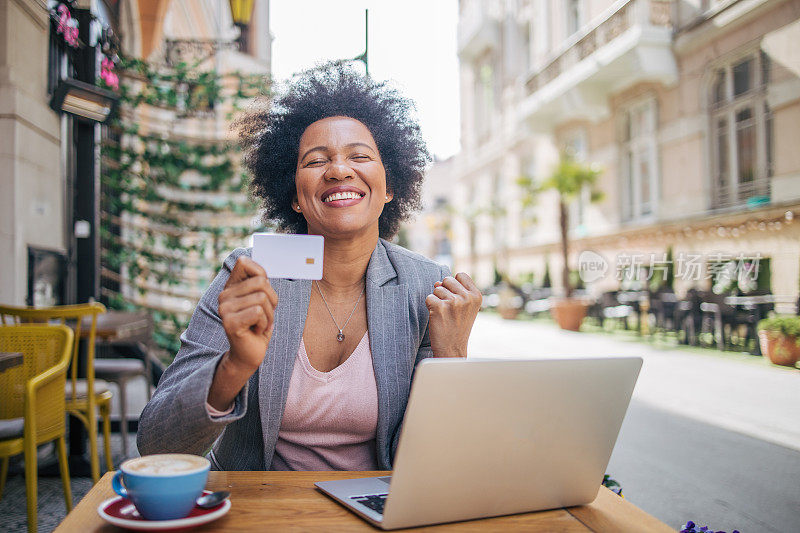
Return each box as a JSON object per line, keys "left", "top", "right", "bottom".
{"left": 323, "top": 191, "right": 363, "bottom": 202}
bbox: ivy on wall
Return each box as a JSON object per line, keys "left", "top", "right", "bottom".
{"left": 100, "top": 56, "right": 271, "bottom": 356}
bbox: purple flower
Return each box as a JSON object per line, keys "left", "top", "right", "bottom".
{"left": 679, "top": 522, "right": 739, "bottom": 533}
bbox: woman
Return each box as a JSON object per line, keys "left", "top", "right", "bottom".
{"left": 137, "top": 64, "right": 482, "bottom": 471}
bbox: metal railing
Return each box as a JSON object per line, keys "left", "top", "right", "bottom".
{"left": 711, "top": 176, "right": 771, "bottom": 210}
{"left": 525, "top": 0, "right": 672, "bottom": 95}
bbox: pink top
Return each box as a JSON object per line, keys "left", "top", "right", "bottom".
{"left": 271, "top": 331, "right": 379, "bottom": 471}
{"left": 206, "top": 332, "right": 379, "bottom": 471}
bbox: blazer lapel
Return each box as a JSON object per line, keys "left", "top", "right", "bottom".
{"left": 258, "top": 277, "right": 311, "bottom": 468}
{"left": 366, "top": 240, "right": 411, "bottom": 469}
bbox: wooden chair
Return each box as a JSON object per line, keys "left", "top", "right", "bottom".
{"left": 0, "top": 325, "right": 74, "bottom": 533}
{"left": 0, "top": 303, "right": 113, "bottom": 482}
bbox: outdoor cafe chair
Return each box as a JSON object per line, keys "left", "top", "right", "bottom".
{"left": 728, "top": 290, "right": 774, "bottom": 354}
{"left": 0, "top": 303, "right": 113, "bottom": 482}
{"left": 649, "top": 288, "right": 678, "bottom": 333}
{"left": 699, "top": 291, "right": 737, "bottom": 350}
{"left": 0, "top": 324, "right": 74, "bottom": 533}
{"left": 674, "top": 288, "right": 703, "bottom": 346}
{"left": 599, "top": 291, "right": 634, "bottom": 330}
{"left": 91, "top": 310, "right": 156, "bottom": 458}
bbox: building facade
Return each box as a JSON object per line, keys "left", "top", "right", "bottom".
{"left": 445, "top": 0, "right": 800, "bottom": 307}
{"left": 0, "top": 0, "right": 270, "bottom": 317}
{"left": 0, "top": 0, "right": 67, "bottom": 305}
{"left": 104, "top": 0, "right": 271, "bottom": 346}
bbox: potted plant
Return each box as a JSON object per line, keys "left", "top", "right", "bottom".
{"left": 518, "top": 153, "right": 603, "bottom": 331}
{"left": 757, "top": 316, "right": 800, "bottom": 367}
{"left": 496, "top": 274, "right": 524, "bottom": 320}
{"left": 541, "top": 258, "right": 552, "bottom": 290}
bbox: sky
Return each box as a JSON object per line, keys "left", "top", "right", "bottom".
{"left": 269, "top": 0, "right": 461, "bottom": 159}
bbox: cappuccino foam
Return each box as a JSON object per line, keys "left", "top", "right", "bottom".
{"left": 123, "top": 454, "right": 208, "bottom": 476}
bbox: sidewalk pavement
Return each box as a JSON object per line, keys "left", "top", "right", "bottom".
{"left": 467, "top": 313, "right": 800, "bottom": 452}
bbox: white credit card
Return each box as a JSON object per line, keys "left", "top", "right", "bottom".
{"left": 251, "top": 233, "right": 324, "bottom": 280}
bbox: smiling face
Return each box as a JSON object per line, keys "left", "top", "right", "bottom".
{"left": 293, "top": 116, "right": 392, "bottom": 239}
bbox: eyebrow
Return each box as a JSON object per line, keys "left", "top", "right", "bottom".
{"left": 299, "top": 142, "right": 377, "bottom": 163}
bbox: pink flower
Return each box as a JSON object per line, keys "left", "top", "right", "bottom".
{"left": 57, "top": 5, "right": 69, "bottom": 32}
{"left": 101, "top": 70, "right": 119, "bottom": 91}
{"left": 55, "top": 4, "right": 80, "bottom": 48}
{"left": 100, "top": 57, "right": 119, "bottom": 90}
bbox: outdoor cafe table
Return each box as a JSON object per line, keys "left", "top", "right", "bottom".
{"left": 54, "top": 471, "right": 674, "bottom": 532}
{"left": 702, "top": 294, "right": 777, "bottom": 353}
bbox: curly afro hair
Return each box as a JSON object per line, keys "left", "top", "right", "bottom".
{"left": 237, "top": 62, "right": 431, "bottom": 239}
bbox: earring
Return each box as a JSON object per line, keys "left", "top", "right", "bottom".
{"left": 295, "top": 205, "right": 301, "bottom": 212}
{"left": 385, "top": 195, "right": 389, "bottom": 200}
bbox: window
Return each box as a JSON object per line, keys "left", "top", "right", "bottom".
{"left": 522, "top": 21, "right": 532, "bottom": 74}
{"left": 563, "top": 129, "right": 590, "bottom": 230}
{"left": 48, "top": 6, "right": 77, "bottom": 95}
{"left": 567, "top": 0, "right": 583, "bottom": 36}
{"left": 710, "top": 50, "right": 772, "bottom": 209}
{"left": 491, "top": 173, "right": 506, "bottom": 247}
{"left": 519, "top": 156, "right": 538, "bottom": 245}
{"left": 620, "top": 98, "right": 658, "bottom": 221}
{"left": 537, "top": 1, "right": 551, "bottom": 58}
{"left": 467, "top": 180, "right": 479, "bottom": 260}
{"left": 474, "top": 56, "right": 497, "bottom": 145}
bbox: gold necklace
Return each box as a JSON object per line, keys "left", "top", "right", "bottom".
{"left": 314, "top": 280, "right": 365, "bottom": 342}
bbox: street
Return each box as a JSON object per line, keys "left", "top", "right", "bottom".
{"left": 469, "top": 313, "right": 800, "bottom": 532}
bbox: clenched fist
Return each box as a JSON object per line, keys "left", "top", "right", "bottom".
{"left": 218, "top": 257, "right": 278, "bottom": 373}
{"left": 425, "top": 273, "right": 482, "bottom": 358}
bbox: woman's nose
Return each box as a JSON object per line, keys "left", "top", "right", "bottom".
{"left": 324, "top": 158, "right": 353, "bottom": 180}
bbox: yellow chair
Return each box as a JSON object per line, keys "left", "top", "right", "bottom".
{"left": 0, "top": 324, "right": 74, "bottom": 533}
{"left": 0, "top": 303, "right": 113, "bottom": 482}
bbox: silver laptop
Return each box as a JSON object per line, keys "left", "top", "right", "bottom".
{"left": 315, "top": 356, "right": 642, "bottom": 530}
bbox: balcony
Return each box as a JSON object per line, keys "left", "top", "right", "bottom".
{"left": 458, "top": 0, "right": 501, "bottom": 60}
{"left": 520, "top": 0, "right": 676, "bottom": 129}
{"left": 712, "top": 176, "right": 772, "bottom": 212}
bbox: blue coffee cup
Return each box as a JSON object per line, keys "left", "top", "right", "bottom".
{"left": 112, "top": 453, "right": 210, "bottom": 521}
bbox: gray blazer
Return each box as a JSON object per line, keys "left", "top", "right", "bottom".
{"left": 137, "top": 239, "right": 450, "bottom": 470}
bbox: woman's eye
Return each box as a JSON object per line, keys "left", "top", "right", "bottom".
{"left": 352, "top": 154, "right": 370, "bottom": 161}
{"left": 306, "top": 159, "right": 325, "bottom": 167}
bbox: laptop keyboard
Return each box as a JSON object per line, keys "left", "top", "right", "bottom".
{"left": 350, "top": 493, "right": 388, "bottom": 514}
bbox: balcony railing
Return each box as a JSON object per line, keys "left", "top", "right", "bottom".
{"left": 525, "top": 0, "right": 672, "bottom": 95}
{"left": 711, "top": 176, "right": 771, "bottom": 211}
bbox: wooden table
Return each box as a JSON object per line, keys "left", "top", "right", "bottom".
{"left": 0, "top": 351, "right": 23, "bottom": 372}
{"left": 55, "top": 471, "right": 674, "bottom": 532}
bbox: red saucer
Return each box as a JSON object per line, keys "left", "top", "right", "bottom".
{"left": 97, "top": 490, "right": 231, "bottom": 531}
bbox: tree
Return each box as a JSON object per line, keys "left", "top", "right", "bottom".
{"left": 518, "top": 152, "right": 603, "bottom": 298}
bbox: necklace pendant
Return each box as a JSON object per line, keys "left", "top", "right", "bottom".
{"left": 337, "top": 331, "right": 345, "bottom": 342}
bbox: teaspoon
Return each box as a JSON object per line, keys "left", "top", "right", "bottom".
{"left": 196, "top": 490, "right": 230, "bottom": 509}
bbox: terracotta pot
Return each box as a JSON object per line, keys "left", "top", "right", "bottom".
{"left": 496, "top": 284, "right": 522, "bottom": 320}
{"left": 758, "top": 331, "right": 800, "bottom": 367}
{"left": 498, "top": 306, "right": 520, "bottom": 320}
{"left": 550, "top": 298, "right": 588, "bottom": 332}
